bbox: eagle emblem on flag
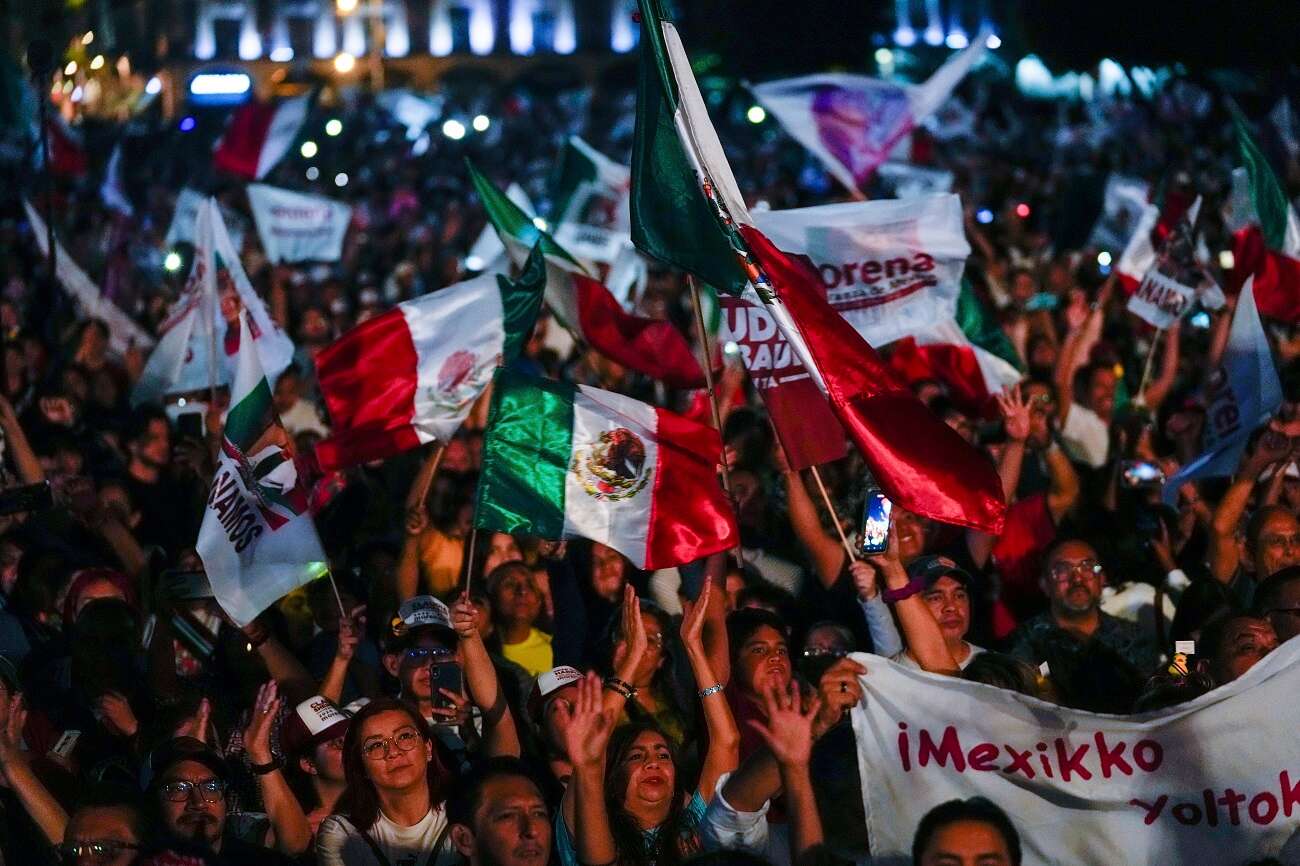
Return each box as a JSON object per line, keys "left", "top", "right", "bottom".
{"left": 571, "top": 427, "right": 651, "bottom": 502}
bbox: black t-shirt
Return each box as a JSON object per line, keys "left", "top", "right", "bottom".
{"left": 124, "top": 474, "right": 202, "bottom": 553}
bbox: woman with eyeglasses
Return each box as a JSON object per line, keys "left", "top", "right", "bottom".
{"left": 606, "top": 589, "right": 692, "bottom": 748}
{"left": 316, "top": 698, "right": 459, "bottom": 866}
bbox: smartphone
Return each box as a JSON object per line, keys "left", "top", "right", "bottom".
{"left": 1121, "top": 460, "right": 1165, "bottom": 488}
{"left": 0, "top": 481, "right": 54, "bottom": 516}
{"left": 429, "top": 662, "right": 463, "bottom": 719}
{"left": 860, "top": 488, "right": 893, "bottom": 556}
{"left": 159, "top": 569, "right": 214, "bottom": 601}
{"left": 175, "top": 410, "right": 205, "bottom": 440}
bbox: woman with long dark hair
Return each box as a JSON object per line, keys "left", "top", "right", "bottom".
{"left": 555, "top": 582, "right": 737, "bottom": 866}
{"left": 316, "top": 698, "right": 458, "bottom": 866}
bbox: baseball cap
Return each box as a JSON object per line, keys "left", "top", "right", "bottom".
{"left": 280, "top": 695, "right": 352, "bottom": 758}
{"left": 526, "top": 666, "right": 583, "bottom": 725}
{"left": 905, "top": 555, "right": 973, "bottom": 590}
{"left": 142, "top": 736, "right": 230, "bottom": 790}
{"left": 388, "top": 595, "right": 456, "bottom": 649}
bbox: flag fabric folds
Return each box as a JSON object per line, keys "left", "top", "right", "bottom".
{"left": 314, "top": 246, "right": 547, "bottom": 472}
{"left": 474, "top": 368, "right": 738, "bottom": 570}
{"left": 1228, "top": 112, "right": 1300, "bottom": 322}
{"left": 749, "top": 37, "right": 985, "bottom": 196}
{"left": 198, "top": 314, "right": 328, "bottom": 627}
{"left": 632, "top": 0, "right": 1005, "bottom": 532}
{"left": 469, "top": 161, "right": 705, "bottom": 388}
{"left": 214, "top": 91, "right": 312, "bottom": 180}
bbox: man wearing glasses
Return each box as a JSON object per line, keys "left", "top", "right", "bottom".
{"left": 1007, "top": 539, "right": 1160, "bottom": 710}
{"left": 58, "top": 788, "right": 143, "bottom": 866}
{"left": 145, "top": 736, "right": 294, "bottom": 865}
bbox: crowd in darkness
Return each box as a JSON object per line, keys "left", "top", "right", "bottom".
{"left": 0, "top": 54, "right": 1297, "bottom": 866}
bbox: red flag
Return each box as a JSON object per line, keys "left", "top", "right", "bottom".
{"left": 738, "top": 224, "right": 1006, "bottom": 533}
{"left": 718, "top": 294, "right": 847, "bottom": 470}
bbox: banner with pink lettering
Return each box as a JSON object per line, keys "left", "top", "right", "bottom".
{"left": 751, "top": 194, "right": 970, "bottom": 349}
{"left": 247, "top": 184, "right": 353, "bottom": 263}
{"left": 851, "top": 641, "right": 1300, "bottom": 865}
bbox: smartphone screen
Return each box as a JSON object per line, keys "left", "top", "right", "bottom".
{"left": 1121, "top": 460, "right": 1164, "bottom": 488}
{"left": 176, "top": 411, "right": 204, "bottom": 440}
{"left": 429, "top": 662, "right": 463, "bottom": 716}
{"left": 860, "top": 488, "right": 893, "bottom": 555}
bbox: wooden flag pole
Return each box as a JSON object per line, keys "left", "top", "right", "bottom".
{"left": 325, "top": 570, "right": 349, "bottom": 621}
{"left": 1133, "top": 327, "right": 1164, "bottom": 409}
{"left": 405, "top": 443, "right": 447, "bottom": 516}
{"left": 686, "top": 274, "right": 734, "bottom": 499}
{"left": 462, "top": 525, "right": 480, "bottom": 596}
{"left": 809, "top": 464, "right": 858, "bottom": 562}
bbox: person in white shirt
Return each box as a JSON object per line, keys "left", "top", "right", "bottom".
{"left": 316, "top": 698, "right": 459, "bottom": 866}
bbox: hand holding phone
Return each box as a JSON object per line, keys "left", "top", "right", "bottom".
{"left": 860, "top": 488, "right": 893, "bottom": 556}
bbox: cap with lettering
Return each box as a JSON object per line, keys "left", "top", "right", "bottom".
{"left": 388, "top": 595, "right": 456, "bottom": 650}
{"left": 526, "top": 665, "right": 583, "bottom": 724}
{"left": 281, "top": 695, "right": 352, "bottom": 758}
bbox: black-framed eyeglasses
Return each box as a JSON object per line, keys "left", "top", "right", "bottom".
{"left": 57, "top": 840, "right": 140, "bottom": 863}
{"left": 159, "top": 777, "right": 225, "bottom": 803}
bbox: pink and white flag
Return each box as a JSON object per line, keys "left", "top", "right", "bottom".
{"left": 751, "top": 36, "right": 986, "bottom": 195}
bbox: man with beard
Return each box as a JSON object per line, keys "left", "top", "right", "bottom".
{"left": 448, "top": 758, "right": 552, "bottom": 866}
{"left": 145, "top": 737, "right": 291, "bottom": 865}
{"left": 1007, "top": 540, "right": 1160, "bottom": 710}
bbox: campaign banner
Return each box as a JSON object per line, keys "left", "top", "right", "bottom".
{"left": 752, "top": 194, "right": 970, "bottom": 349}
{"left": 1127, "top": 269, "right": 1197, "bottom": 328}
{"left": 851, "top": 642, "right": 1300, "bottom": 865}
{"left": 719, "top": 293, "right": 846, "bottom": 471}
{"left": 165, "top": 188, "right": 247, "bottom": 253}
{"left": 247, "top": 184, "right": 352, "bottom": 263}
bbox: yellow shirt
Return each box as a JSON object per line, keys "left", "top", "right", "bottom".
{"left": 500, "top": 628, "right": 554, "bottom": 678}
{"left": 416, "top": 528, "right": 464, "bottom": 599}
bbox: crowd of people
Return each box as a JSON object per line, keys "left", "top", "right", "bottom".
{"left": 0, "top": 45, "right": 1296, "bottom": 866}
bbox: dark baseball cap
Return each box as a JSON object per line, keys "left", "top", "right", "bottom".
{"left": 142, "top": 736, "right": 230, "bottom": 790}
{"left": 905, "top": 555, "right": 973, "bottom": 590}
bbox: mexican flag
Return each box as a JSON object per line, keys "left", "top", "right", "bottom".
{"left": 468, "top": 161, "right": 704, "bottom": 388}
{"left": 474, "top": 369, "right": 737, "bottom": 569}
{"left": 550, "top": 135, "right": 631, "bottom": 230}
{"left": 198, "top": 314, "right": 328, "bottom": 627}
{"left": 1228, "top": 111, "right": 1300, "bottom": 322}
{"left": 214, "top": 90, "right": 313, "bottom": 180}
{"left": 631, "top": 0, "right": 1004, "bottom": 532}
{"left": 313, "top": 247, "right": 547, "bottom": 472}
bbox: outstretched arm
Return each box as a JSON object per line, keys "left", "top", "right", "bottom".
{"left": 682, "top": 582, "right": 739, "bottom": 803}
{"left": 451, "top": 595, "right": 520, "bottom": 758}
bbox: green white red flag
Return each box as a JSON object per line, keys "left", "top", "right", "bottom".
{"left": 468, "top": 161, "right": 705, "bottom": 388}
{"left": 198, "top": 314, "right": 327, "bottom": 627}
{"left": 631, "top": 0, "right": 1004, "bottom": 531}
{"left": 474, "top": 369, "right": 737, "bottom": 569}
{"left": 1228, "top": 111, "right": 1300, "bottom": 322}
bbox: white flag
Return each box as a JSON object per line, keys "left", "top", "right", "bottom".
{"left": 198, "top": 314, "right": 327, "bottom": 626}
{"left": 1164, "top": 276, "right": 1283, "bottom": 499}
{"left": 751, "top": 194, "right": 970, "bottom": 348}
{"left": 247, "top": 184, "right": 352, "bottom": 263}
{"left": 165, "top": 188, "right": 247, "bottom": 253}
{"left": 23, "top": 200, "right": 153, "bottom": 356}
{"left": 134, "top": 199, "right": 294, "bottom": 404}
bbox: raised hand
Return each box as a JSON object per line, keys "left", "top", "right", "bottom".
{"left": 96, "top": 691, "right": 139, "bottom": 738}
{"left": 811, "top": 657, "right": 867, "bottom": 738}
{"left": 243, "top": 682, "right": 281, "bottom": 765}
{"left": 610, "top": 584, "right": 647, "bottom": 679}
{"left": 404, "top": 506, "right": 428, "bottom": 537}
{"left": 176, "top": 697, "right": 213, "bottom": 744}
{"left": 429, "top": 688, "right": 473, "bottom": 728}
{"left": 335, "top": 605, "right": 366, "bottom": 661}
{"left": 554, "top": 672, "right": 615, "bottom": 769}
{"left": 679, "top": 580, "right": 711, "bottom": 655}
{"left": 849, "top": 560, "right": 880, "bottom": 601}
{"left": 449, "top": 594, "right": 482, "bottom": 641}
{"left": 747, "top": 679, "right": 821, "bottom": 769}
{"left": 997, "top": 384, "right": 1032, "bottom": 443}
{"left": 0, "top": 692, "right": 29, "bottom": 778}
